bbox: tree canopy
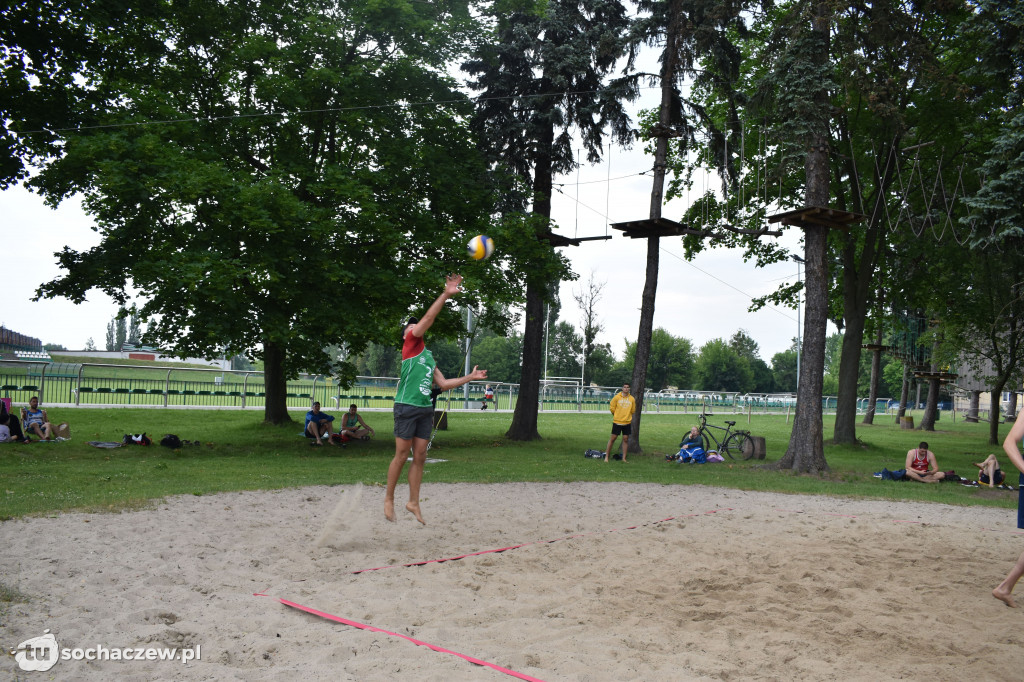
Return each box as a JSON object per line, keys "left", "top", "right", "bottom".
{"left": 18, "top": 0, "right": 532, "bottom": 422}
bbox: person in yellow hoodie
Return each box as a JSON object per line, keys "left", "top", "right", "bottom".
{"left": 605, "top": 383, "right": 636, "bottom": 463}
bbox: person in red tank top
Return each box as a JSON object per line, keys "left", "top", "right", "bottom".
{"left": 904, "top": 441, "right": 945, "bottom": 483}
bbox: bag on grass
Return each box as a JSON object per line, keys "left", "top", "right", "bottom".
{"left": 55, "top": 422, "right": 70, "bottom": 440}
{"left": 160, "top": 434, "right": 183, "bottom": 448}
{"left": 584, "top": 449, "right": 604, "bottom": 459}
{"left": 123, "top": 433, "right": 152, "bottom": 446}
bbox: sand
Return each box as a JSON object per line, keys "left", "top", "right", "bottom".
{"left": 3, "top": 482, "right": 1023, "bottom": 681}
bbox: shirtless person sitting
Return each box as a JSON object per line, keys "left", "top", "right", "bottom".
{"left": 974, "top": 454, "right": 1005, "bottom": 488}
{"left": 905, "top": 441, "right": 946, "bottom": 483}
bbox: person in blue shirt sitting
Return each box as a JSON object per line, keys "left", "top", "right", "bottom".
{"left": 677, "top": 425, "right": 705, "bottom": 463}
{"left": 304, "top": 402, "right": 335, "bottom": 446}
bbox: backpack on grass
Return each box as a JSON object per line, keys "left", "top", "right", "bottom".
{"left": 123, "top": 433, "right": 152, "bottom": 446}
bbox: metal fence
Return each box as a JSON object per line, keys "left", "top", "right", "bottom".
{"left": 1, "top": 359, "right": 895, "bottom": 416}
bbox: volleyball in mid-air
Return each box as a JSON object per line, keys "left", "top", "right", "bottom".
{"left": 467, "top": 234, "right": 495, "bottom": 260}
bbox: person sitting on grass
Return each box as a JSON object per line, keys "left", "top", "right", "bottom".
{"left": 340, "top": 404, "right": 374, "bottom": 441}
{"left": 677, "top": 426, "right": 705, "bottom": 463}
{"left": 0, "top": 399, "right": 29, "bottom": 443}
{"left": 304, "top": 402, "right": 335, "bottom": 446}
{"left": 975, "top": 454, "right": 1005, "bottom": 488}
{"left": 21, "top": 396, "right": 53, "bottom": 441}
{"left": 904, "top": 441, "right": 946, "bottom": 483}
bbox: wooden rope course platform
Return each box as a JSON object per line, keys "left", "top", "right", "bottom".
{"left": 539, "top": 232, "right": 612, "bottom": 247}
{"left": 768, "top": 205, "right": 867, "bottom": 230}
{"left": 610, "top": 217, "right": 781, "bottom": 239}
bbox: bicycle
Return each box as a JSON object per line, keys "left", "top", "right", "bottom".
{"left": 694, "top": 412, "right": 755, "bottom": 460}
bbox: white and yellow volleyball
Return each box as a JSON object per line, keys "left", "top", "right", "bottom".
{"left": 466, "top": 234, "right": 495, "bottom": 260}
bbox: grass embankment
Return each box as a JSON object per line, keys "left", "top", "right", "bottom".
{"left": 0, "top": 408, "right": 1017, "bottom": 519}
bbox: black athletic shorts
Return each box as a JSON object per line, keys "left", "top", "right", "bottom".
{"left": 611, "top": 423, "right": 632, "bottom": 436}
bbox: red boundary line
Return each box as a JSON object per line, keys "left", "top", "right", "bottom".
{"left": 255, "top": 594, "right": 547, "bottom": 682}
{"left": 352, "top": 509, "right": 733, "bottom": 574}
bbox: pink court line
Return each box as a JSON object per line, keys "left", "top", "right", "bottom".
{"left": 257, "top": 595, "right": 546, "bottom": 682}
{"left": 352, "top": 509, "right": 735, "bottom": 574}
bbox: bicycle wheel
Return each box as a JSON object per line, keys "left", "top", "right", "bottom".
{"left": 723, "top": 432, "right": 755, "bottom": 460}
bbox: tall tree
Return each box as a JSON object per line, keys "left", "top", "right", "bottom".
{"left": 772, "top": 0, "right": 833, "bottom": 474}
{"left": 127, "top": 312, "right": 143, "bottom": 346}
{"left": 828, "top": 0, "right": 979, "bottom": 444}
{"left": 681, "top": 1, "right": 986, "bottom": 456}
{"left": 623, "top": 327, "right": 694, "bottom": 391}
{"left": 572, "top": 271, "right": 606, "bottom": 386}
{"left": 621, "top": 0, "right": 760, "bottom": 452}
{"left": 115, "top": 314, "right": 127, "bottom": 351}
{"left": 25, "top": 0, "right": 529, "bottom": 423}
{"left": 935, "top": 247, "right": 1024, "bottom": 444}
{"left": 463, "top": 0, "right": 632, "bottom": 440}
{"left": 693, "top": 338, "right": 753, "bottom": 393}
{"left": 771, "top": 347, "right": 797, "bottom": 392}
{"left": 0, "top": 1, "right": 165, "bottom": 186}
{"left": 962, "top": 0, "right": 1024, "bottom": 247}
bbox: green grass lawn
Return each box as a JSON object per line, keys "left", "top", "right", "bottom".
{"left": 0, "top": 408, "right": 1018, "bottom": 519}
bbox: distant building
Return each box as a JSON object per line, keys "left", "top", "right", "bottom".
{"left": 0, "top": 326, "right": 51, "bottom": 361}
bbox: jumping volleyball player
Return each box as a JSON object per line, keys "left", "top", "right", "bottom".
{"left": 385, "top": 274, "right": 487, "bottom": 524}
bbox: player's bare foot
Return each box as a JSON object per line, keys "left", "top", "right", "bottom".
{"left": 603, "top": 457, "right": 609, "bottom": 463}
{"left": 385, "top": 499, "right": 396, "bottom": 522}
{"left": 993, "top": 586, "right": 1017, "bottom": 607}
{"left": 406, "top": 501, "right": 426, "bottom": 525}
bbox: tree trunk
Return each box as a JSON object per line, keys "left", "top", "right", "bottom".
{"left": 834, "top": 141, "right": 893, "bottom": 441}
{"left": 506, "top": 280, "right": 543, "bottom": 440}
{"left": 506, "top": 119, "right": 555, "bottom": 441}
{"left": 897, "top": 363, "right": 909, "bottom": 422}
{"left": 919, "top": 376, "right": 939, "bottom": 431}
{"left": 862, "top": 326, "right": 882, "bottom": 425}
{"left": 918, "top": 336, "right": 940, "bottom": 431}
{"left": 989, "top": 385, "right": 1005, "bottom": 445}
{"left": 627, "top": 5, "right": 680, "bottom": 455}
{"left": 965, "top": 390, "right": 980, "bottom": 423}
{"left": 262, "top": 339, "right": 291, "bottom": 424}
{"left": 833, "top": 304, "right": 866, "bottom": 441}
{"left": 775, "top": 2, "right": 831, "bottom": 474}
{"left": 776, "top": 223, "right": 830, "bottom": 473}
{"left": 1007, "top": 392, "right": 1018, "bottom": 420}
{"left": 628, "top": 236, "right": 658, "bottom": 453}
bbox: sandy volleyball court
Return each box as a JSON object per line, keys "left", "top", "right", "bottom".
{"left": 2, "top": 482, "right": 1023, "bottom": 680}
